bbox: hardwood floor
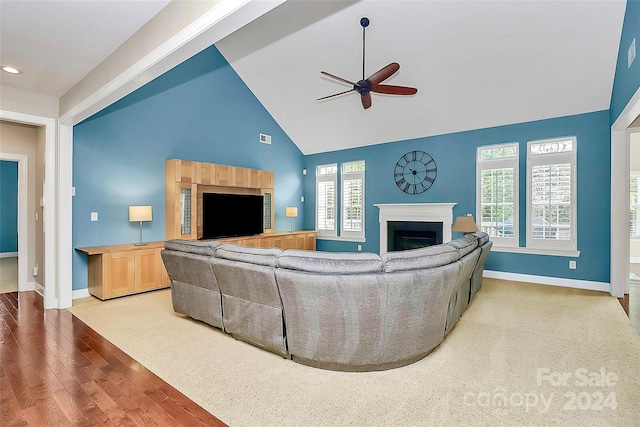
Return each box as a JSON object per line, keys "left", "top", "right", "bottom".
{"left": 0, "top": 291, "right": 227, "bottom": 426}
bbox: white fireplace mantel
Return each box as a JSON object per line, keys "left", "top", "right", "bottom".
{"left": 374, "top": 203, "right": 457, "bottom": 254}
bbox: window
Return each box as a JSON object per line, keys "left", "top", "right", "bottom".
{"left": 316, "top": 164, "right": 337, "bottom": 237}
{"left": 631, "top": 173, "right": 640, "bottom": 239}
{"left": 341, "top": 161, "right": 365, "bottom": 239}
{"left": 476, "top": 143, "right": 518, "bottom": 247}
{"left": 526, "top": 137, "right": 576, "bottom": 252}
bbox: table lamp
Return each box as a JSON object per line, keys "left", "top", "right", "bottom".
{"left": 129, "top": 205, "right": 152, "bottom": 245}
{"left": 285, "top": 207, "right": 298, "bottom": 232}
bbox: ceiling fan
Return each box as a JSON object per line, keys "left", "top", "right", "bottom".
{"left": 317, "top": 17, "right": 418, "bottom": 110}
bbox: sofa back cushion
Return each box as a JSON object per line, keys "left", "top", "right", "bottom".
{"left": 164, "top": 239, "right": 219, "bottom": 256}
{"left": 382, "top": 244, "right": 459, "bottom": 272}
{"left": 215, "top": 244, "right": 283, "bottom": 267}
{"left": 474, "top": 231, "right": 490, "bottom": 245}
{"left": 277, "top": 250, "right": 383, "bottom": 274}
{"left": 447, "top": 234, "right": 478, "bottom": 257}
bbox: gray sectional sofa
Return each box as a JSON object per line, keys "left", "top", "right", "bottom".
{"left": 160, "top": 232, "right": 492, "bottom": 372}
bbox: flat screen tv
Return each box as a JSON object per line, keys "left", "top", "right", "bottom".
{"left": 202, "top": 193, "right": 264, "bottom": 239}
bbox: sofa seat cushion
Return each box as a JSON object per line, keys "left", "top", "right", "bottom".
{"left": 382, "top": 245, "right": 459, "bottom": 272}
{"left": 215, "top": 244, "right": 283, "bottom": 267}
{"left": 164, "top": 239, "right": 219, "bottom": 256}
{"left": 277, "top": 250, "right": 383, "bottom": 274}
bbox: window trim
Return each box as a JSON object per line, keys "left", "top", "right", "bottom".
{"left": 315, "top": 163, "right": 337, "bottom": 238}
{"left": 525, "top": 136, "right": 577, "bottom": 253}
{"left": 340, "top": 160, "right": 365, "bottom": 240}
{"left": 476, "top": 142, "right": 519, "bottom": 248}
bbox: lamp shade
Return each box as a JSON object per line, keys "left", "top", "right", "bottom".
{"left": 129, "top": 205, "right": 152, "bottom": 222}
{"left": 452, "top": 214, "right": 478, "bottom": 233}
{"left": 285, "top": 207, "right": 298, "bottom": 218}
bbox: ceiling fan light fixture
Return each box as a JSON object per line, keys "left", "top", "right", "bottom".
{"left": 2, "top": 66, "right": 22, "bottom": 74}
{"left": 317, "top": 17, "right": 417, "bottom": 110}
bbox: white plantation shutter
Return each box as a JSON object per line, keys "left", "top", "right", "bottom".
{"left": 527, "top": 138, "right": 576, "bottom": 251}
{"left": 342, "top": 179, "right": 362, "bottom": 231}
{"left": 341, "top": 161, "right": 365, "bottom": 239}
{"left": 316, "top": 164, "right": 337, "bottom": 236}
{"left": 477, "top": 144, "right": 518, "bottom": 247}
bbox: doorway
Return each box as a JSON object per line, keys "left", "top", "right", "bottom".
{"left": 0, "top": 160, "right": 19, "bottom": 293}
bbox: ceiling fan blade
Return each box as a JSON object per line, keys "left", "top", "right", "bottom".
{"left": 320, "top": 71, "right": 356, "bottom": 86}
{"left": 367, "top": 62, "right": 400, "bottom": 86}
{"left": 317, "top": 89, "right": 355, "bottom": 101}
{"left": 361, "top": 92, "right": 372, "bottom": 109}
{"left": 371, "top": 84, "right": 418, "bottom": 95}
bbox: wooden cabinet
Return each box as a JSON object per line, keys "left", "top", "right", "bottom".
{"left": 166, "top": 159, "right": 276, "bottom": 240}
{"left": 219, "top": 231, "right": 316, "bottom": 250}
{"left": 77, "top": 242, "right": 170, "bottom": 300}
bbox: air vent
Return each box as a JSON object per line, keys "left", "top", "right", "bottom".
{"left": 260, "top": 133, "right": 271, "bottom": 144}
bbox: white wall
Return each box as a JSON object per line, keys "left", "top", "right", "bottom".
{"left": 0, "top": 86, "right": 58, "bottom": 118}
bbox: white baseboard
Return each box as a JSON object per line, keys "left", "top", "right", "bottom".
{"left": 0, "top": 252, "right": 18, "bottom": 258}
{"left": 31, "top": 281, "right": 43, "bottom": 294}
{"left": 483, "top": 270, "right": 610, "bottom": 293}
{"left": 72, "top": 288, "right": 91, "bottom": 300}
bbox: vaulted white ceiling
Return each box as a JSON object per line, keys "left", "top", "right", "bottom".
{"left": 0, "top": 0, "right": 627, "bottom": 155}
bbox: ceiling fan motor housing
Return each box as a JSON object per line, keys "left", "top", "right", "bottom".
{"left": 355, "top": 80, "right": 372, "bottom": 95}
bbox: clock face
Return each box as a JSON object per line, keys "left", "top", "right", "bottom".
{"left": 394, "top": 150, "right": 437, "bottom": 194}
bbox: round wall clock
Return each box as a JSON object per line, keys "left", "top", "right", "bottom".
{"left": 394, "top": 150, "right": 437, "bottom": 194}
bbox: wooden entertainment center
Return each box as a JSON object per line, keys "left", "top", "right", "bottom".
{"left": 164, "top": 159, "right": 315, "bottom": 250}
{"left": 77, "top": 159, "right": 315, "bottom": 300}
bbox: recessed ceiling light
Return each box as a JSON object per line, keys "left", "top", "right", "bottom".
{"left": 2, "top": 66, "right": 22, "bottom": 74}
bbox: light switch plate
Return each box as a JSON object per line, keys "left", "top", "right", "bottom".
{"left": 91, "top": 212, "right": 98, "bottom": 221}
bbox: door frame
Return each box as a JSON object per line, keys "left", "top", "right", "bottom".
{"left": 611, "top": 87, "right": 640, "bottom": 297}
{"left": 0, "top": 110, "right": 57, "bottom": 308}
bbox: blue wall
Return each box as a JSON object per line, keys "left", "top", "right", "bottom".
{"left": 304, "top": 111, "right": 611, "bottom": 283}
{"left": 73, "top": 3, "right": 640, "bottom": 291}
{"left": 610, "top": 0, "right": 640, "bottom": 123}
{"left": 0, "top": 160, "right": 18, "bottom": 253}
{"left": 72, "top": 45, "right": 305, "bottom": 291}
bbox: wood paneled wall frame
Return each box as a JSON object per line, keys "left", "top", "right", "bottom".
{"left": 166, "top": 159, "right": 275, "bottom": 240}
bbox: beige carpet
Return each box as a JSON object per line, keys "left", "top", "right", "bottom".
{"left": 0, "top": 256, "right": 18, "bottom": 294}
{"left": 69, "top": 279, "right": 640, "bottom": 426}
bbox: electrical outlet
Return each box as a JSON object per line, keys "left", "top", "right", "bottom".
{"left": 569, "top": 260, "right": 577, "bottom": 270}
{"left": 33, "top": 263, "right": 38, "bottom": 277}
{"left": 357, "top": 244, "right": 362, "bottom": 251}
{"left": 91, "top": 212, "right": 98, "bottom": 221}
{"left": 301, "top": 196, "right": 304, "bottom": 202}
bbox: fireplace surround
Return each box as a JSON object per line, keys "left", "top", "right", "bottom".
{"left": 374, "top": 203, "right": 456, "bottom": 254}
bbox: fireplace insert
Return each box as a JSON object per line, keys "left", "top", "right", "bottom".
{"left": 387, "top": 221, "right": 443, "bottom": 251}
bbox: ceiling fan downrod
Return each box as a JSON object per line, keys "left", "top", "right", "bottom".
{"left": 361, "top": 17, "right": 369, "bottom": 81}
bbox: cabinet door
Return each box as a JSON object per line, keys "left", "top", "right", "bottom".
{"left": 103, "top": 252, "right": 136, "bottom": 297}
{"left": 135, "top": 249, "right": 163, "bottom": 292}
